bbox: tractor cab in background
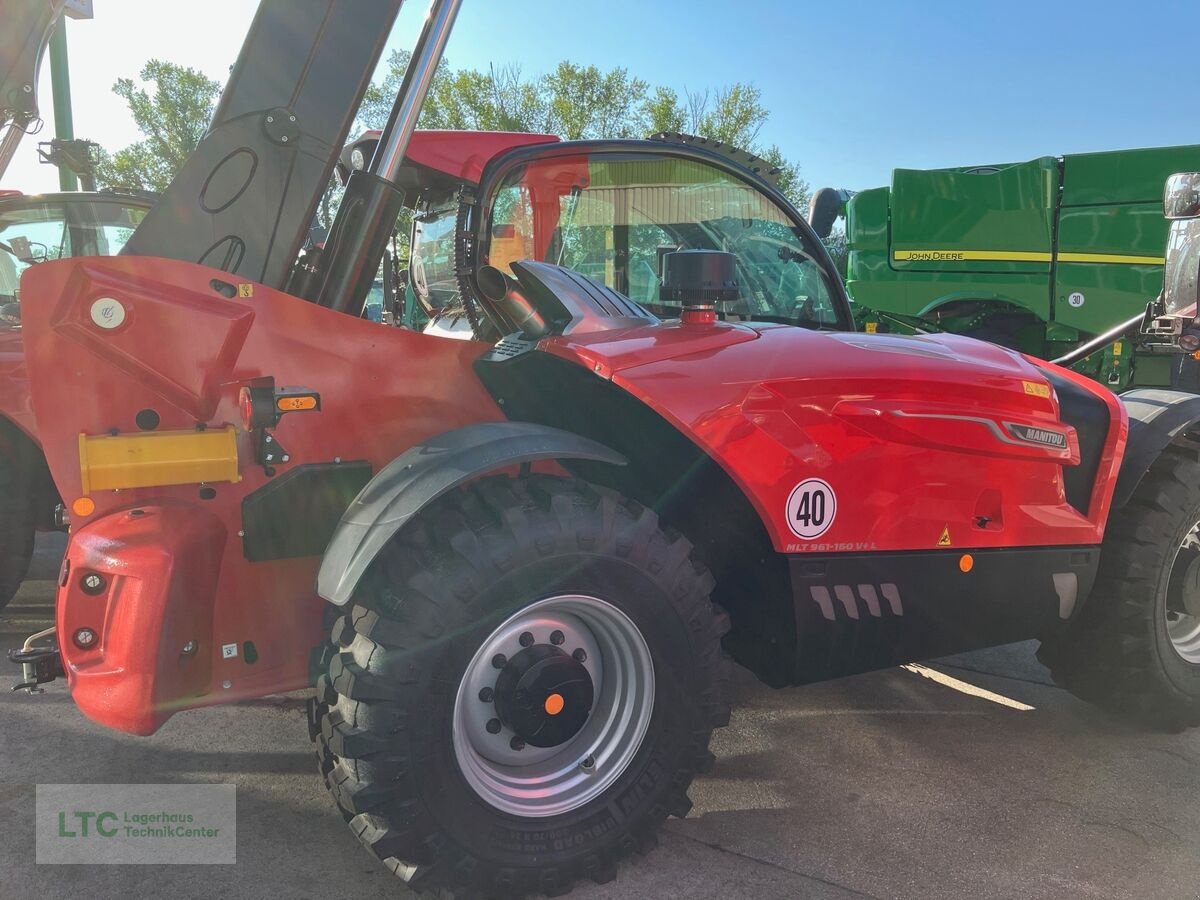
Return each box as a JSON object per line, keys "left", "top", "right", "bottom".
{"left": 0, "top": 190, "right": 150, "bottom": 305}
{"left": 1140, "top": 173, "right": 1200, "bottom": 362}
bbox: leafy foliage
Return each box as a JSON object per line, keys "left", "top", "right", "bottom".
{"left": 95, "top": 54, "right": 813, "bottom": 230}
{"left": 95, "top": 60, "right": 220, "bottom": 192}
{"left": 358, "top": 52, "right": 809, "bottom": 210}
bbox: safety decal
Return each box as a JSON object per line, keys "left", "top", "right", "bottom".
{"left": 221, "top": 643, "right": 238, "bottom": 660}
{"left": 1022, "top": 381, "right": 1051, "bottom": 399}
{"left": 237, "top": 284, "right": 254, "bottom": 298}
{"left": 89, "top": 297, "right": 126, "bottom": 330}
{"left": 937, "top": 526, "right": 952, "bottom": 547}
{"left": 786, "top": 478, "right": 836, "bottom": 540}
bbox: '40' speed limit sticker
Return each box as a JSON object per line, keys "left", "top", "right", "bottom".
{"left": 786, "top": 478, "right": 837, "bottom": 540}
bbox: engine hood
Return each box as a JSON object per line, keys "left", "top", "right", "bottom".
{"left": 547, "top": 322, "right": 1070, "bottom": 415}
{"left": 541, "top": 322, "right": 1125, "bottom": 554}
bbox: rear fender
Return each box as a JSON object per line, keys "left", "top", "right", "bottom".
{"left": 316, "top": 422, "right": 626, "bottom": 606}
{"left": 1114, "top": 389, "right": 1200, "bottom": 507}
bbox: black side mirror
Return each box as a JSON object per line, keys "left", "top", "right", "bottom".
{"left": 808, "top": 187, "right": 849, "bottom": 240}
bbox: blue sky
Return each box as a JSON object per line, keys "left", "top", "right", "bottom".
{"left": 6, "top": 0, "right": 1199, "bottom": 195}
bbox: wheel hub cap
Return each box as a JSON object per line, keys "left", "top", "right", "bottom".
{"left": 452, "top": 594, "right": 655, "bottom": 818}
{"left": 494, "top": 644, "right": 594, "bottom": 747}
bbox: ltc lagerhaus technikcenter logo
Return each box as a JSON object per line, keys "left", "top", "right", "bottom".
{"left": 36, "top": 784, "right": 236, "bottom": 864}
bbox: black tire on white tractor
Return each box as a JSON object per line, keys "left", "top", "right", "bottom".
{"left": 308, "top": 474, "right": 730, "bottom": 897}
{"left": 1038, "top": 442, "right": 1200, "bottom": 731}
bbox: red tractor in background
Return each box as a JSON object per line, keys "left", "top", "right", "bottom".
{"left": 14, "top": 0, "right": 1200, "bottom": 896}
{"left": 0, "top": 190, "right": 154, "bottom": 608}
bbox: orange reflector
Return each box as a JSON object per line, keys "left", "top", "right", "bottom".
{"left": 72, "top": 497, "right": 96, "bottom": 517}
{"left": 544, "top": 693, "right": 565, "bottom": 716}
{"left": 959, "top": 554, "right": 974, "bottom": 573}
{"left": 276, "top": 395, "right": 318, "bottom": 412}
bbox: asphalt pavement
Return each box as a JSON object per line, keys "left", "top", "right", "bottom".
{"left": 2, "top": 535, "right": 1199, "bottom": 899}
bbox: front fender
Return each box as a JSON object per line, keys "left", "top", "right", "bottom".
{"left": 316, "top": 421, "right": 626, "bottom": 605}
{"left": 1114, "top": 389, "right": 1200, "bottom": 507}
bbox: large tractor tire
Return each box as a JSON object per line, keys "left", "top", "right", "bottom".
{"left": 309, "top": 475, "right": 730, "bottom": 897}
{"left": 0, "top": 422, "right": 40, "bottom": 610}
{"left": 1038, "top": 442, "right": 1200, "bottom": 731}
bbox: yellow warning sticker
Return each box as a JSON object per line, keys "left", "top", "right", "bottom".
{"left": 1022, "top": 381, "right": 1051, "bottom": 399}
{"left": 237, "top": 284, "right": 254, "bottom": 298}
{"left": 1112, "top": 341, "right": 1123, "bottom": 357}
{"left": 937, "top": 526, "right": 952, "bottom": 547}
{"left": 865, "top": 321, "right": 878, "bottom": 334}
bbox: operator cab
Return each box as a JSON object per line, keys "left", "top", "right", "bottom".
{"left": 1142, "top": 172, "right": 1200, "bottom": 350}
{"left": 335, "top": 131, "right": 853, "bottom": 339}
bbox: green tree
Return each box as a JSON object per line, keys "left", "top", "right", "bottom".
{"left": 541, "top": 62, "right": 648, "bottom": 140}
{"left": 643, "top": 86, "right": 686, "bottom": 135}
{"left": 360, "top": 53, "right": 808, "bottom": 210}
{"left": 96, "top": 60, "right": 220, "bottom": 192}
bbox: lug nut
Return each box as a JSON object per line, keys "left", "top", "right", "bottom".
{"left": 581, "top": 755, "right": 595, "bottom": 771}
{"left": 550, "top": 630, "right": 565, "bottom": 645}
{"left": 73, "top": 628, "right": 97, "bottom": 649}
{"left": 510, "top": 736, "right": 525, "bottom": 751}
{"left": 492, "top": 653, "right": 507, "bottom": 669}
{"left": 519, "top": 631, "right": 534, "bottom": 647}
{"left": 573, "top": 648, "right": 587, "bottom": 663}
{"left": 486, "top": 718, "right": 502, "bottom": 734}
{"left": 478, "top": 686, "right": 494, "bottom": 702}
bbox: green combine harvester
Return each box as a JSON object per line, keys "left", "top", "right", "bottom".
{"left": 811, "top": 144, "right": 1200, "bottom": 390}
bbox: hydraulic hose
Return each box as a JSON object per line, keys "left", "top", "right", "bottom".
{"left": 1050, "top": 311, "right": 1147, "bottom": 367}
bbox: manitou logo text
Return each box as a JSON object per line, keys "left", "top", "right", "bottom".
{"left": 1006, "top": 423, "right": 1068, "bottom": 449}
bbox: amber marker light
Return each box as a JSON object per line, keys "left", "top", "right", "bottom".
{"left": 276, "top": 395, "right": 318, "bottom": 412}
{"left": 959, "top": 554, "right": 974, "bottom": 573}
{"left": 71, "top": 497, "right": 96, "bottom": 517}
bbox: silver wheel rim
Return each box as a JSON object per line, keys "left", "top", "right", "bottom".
{"left": 452, "top": 594, "right": 655, "bottom": 817}
{"left": 1167, "top": 524, "right": 1200, "bottom": 664}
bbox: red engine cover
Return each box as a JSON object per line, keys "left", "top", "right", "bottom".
{"left": 543, "top": 322, "right": 1127, "bottom": 554}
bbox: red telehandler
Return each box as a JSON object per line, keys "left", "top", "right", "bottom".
{"left": 14, "top": 0, "right": 1200, "bottom": 895}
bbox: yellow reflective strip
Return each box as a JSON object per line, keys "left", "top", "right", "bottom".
{"left": 79, "top": 426, "right": 240, "bottom": 492}
{"left": 894, "top": 249, "right": 1164, "bottom": 266}
{"left": 1056, "top": 252, "right": 1164, "bottom": 265}
{"left": 893, "top": 249, "right": 1052, "bottom": 263}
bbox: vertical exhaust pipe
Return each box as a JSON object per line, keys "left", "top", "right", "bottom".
{"left": 312, "top": 0, "right": 463, "bottom": 313}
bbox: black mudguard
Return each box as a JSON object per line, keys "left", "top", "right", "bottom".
{"left": 316, "top": 421, "right": 626, "bottom": 606}
{"left": 1113, "top": 389, "right": 1200, "bottom": 508}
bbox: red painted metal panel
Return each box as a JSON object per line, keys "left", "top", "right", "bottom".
{"left": 22, "top": 255, "right": 504, "bottom": 733}
{"left": 543, "top": 324, "right": 1126, "bottom": 554}
{"left": 405, "top": 130, "right": 559, "bottom": 183}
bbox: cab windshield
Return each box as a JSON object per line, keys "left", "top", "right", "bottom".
{"left": 482, "top": 151, "right": 845, "bottom": 330}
